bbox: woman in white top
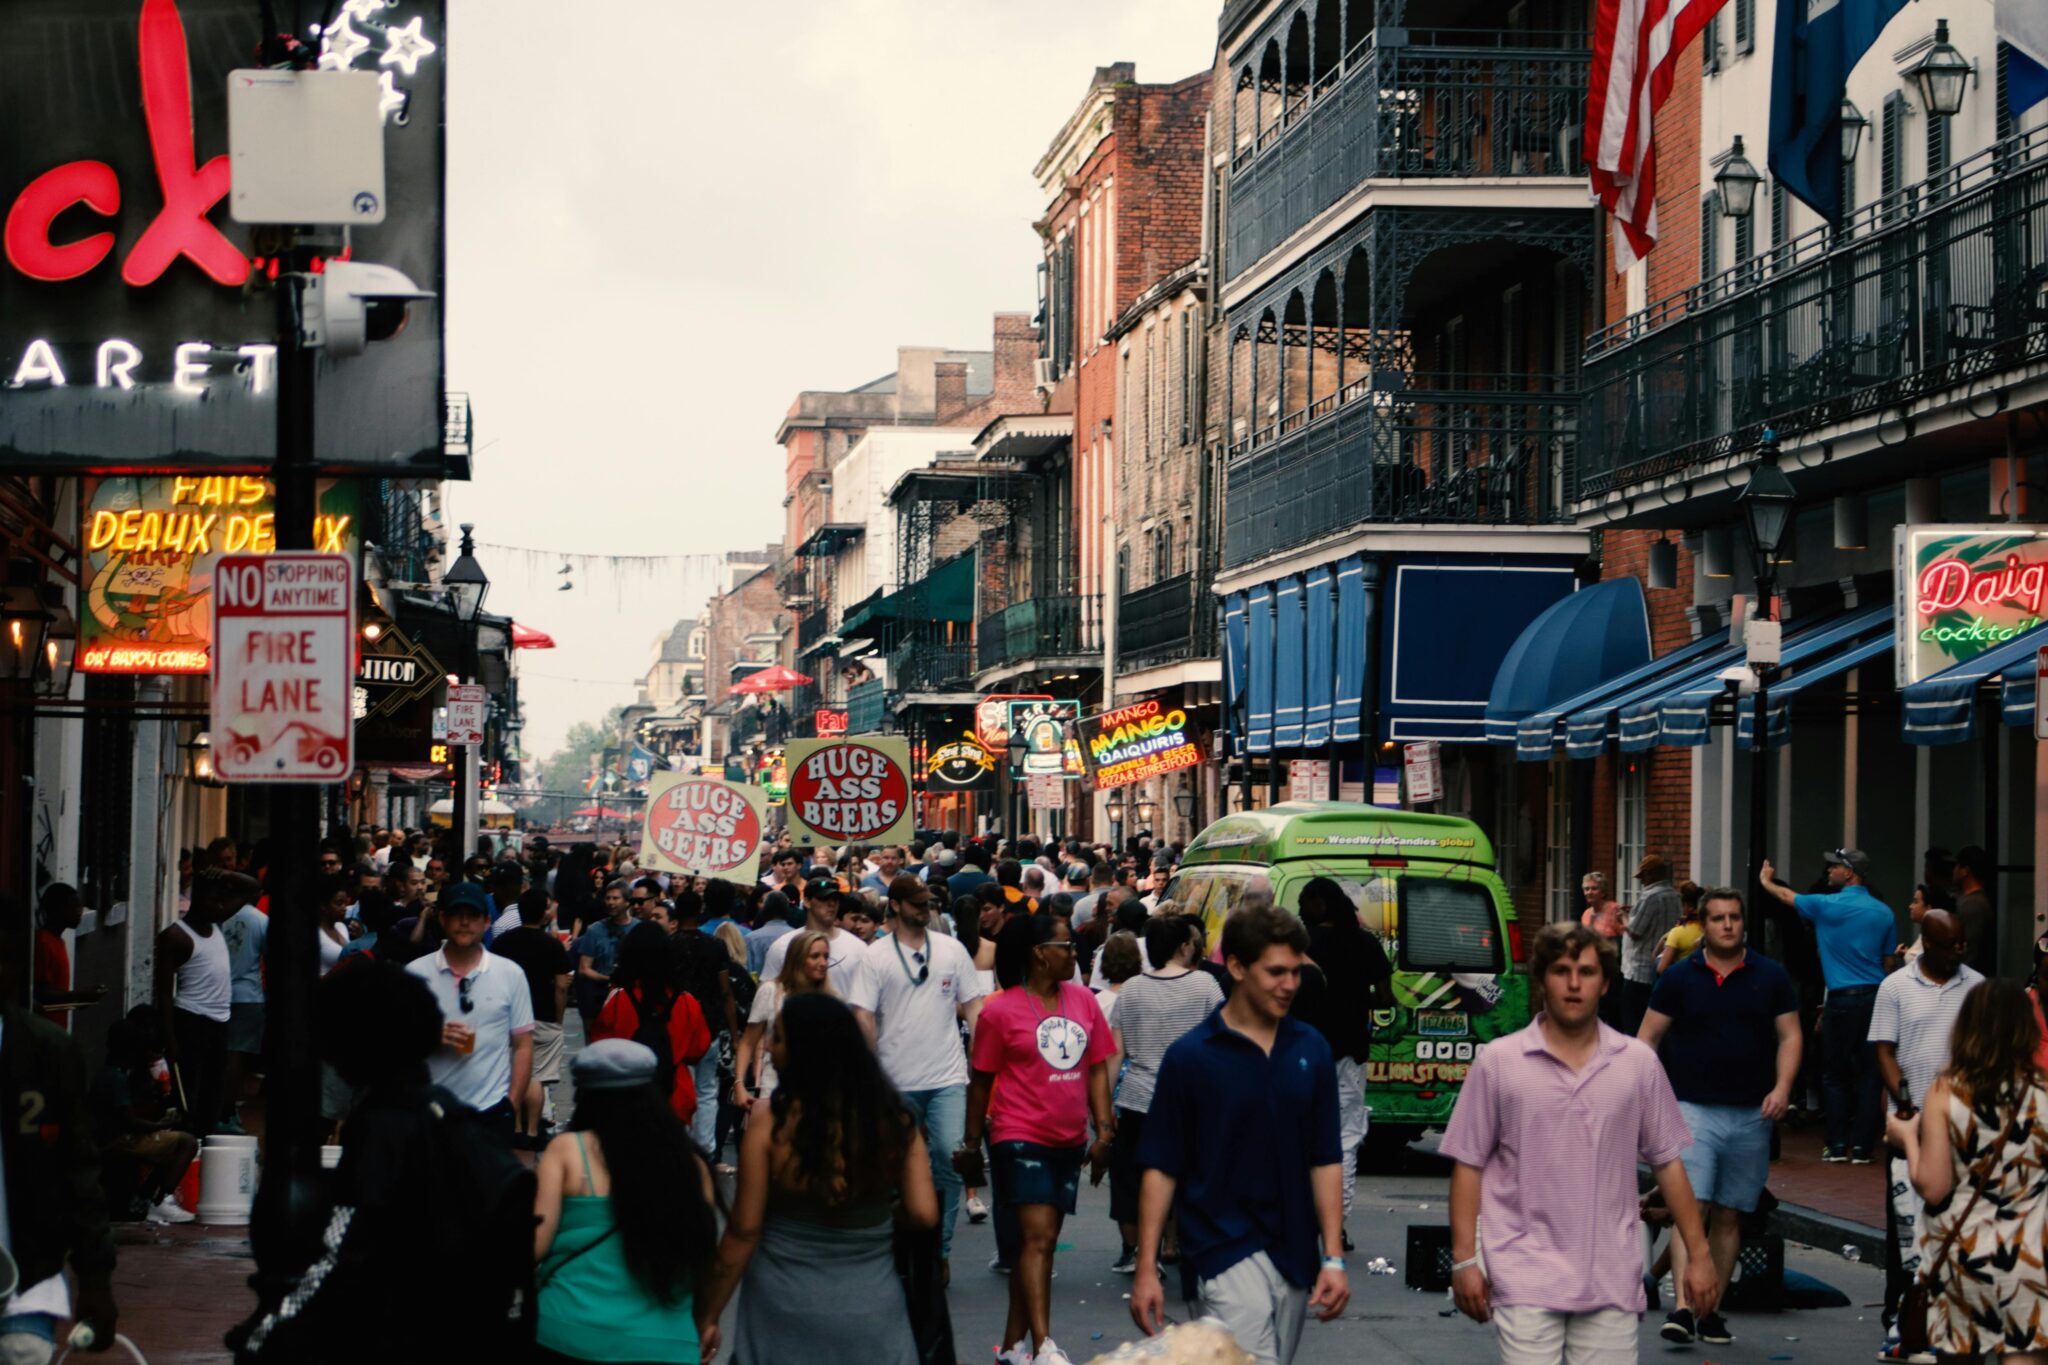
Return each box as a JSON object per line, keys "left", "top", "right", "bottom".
{"left": 733, "top": 929, "right": 834, "bottom": 1105}
{"left": 318, "top": 875, "right": 351, "bottom": 973}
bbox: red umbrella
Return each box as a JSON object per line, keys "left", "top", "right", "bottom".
{"left": 729, "top": 665, "right": 812, "bottom": 694}
{"left": 512, "top": 622, "right": 556, "bottom": 649}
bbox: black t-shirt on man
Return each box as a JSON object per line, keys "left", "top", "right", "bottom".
{"left": 490, "top": 928, "right": 570, "bottom": 1025}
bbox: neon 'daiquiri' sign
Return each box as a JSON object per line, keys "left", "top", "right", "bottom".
{"left": 1078, "top": 698, "right": 1204, "bottom": 791}
{"left": 1895, "top": 525, "right": 2048, "bottom": 687}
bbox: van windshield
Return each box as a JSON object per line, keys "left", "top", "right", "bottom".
{"left": 1399, "top": 879, "right": 1503, "bottom": 973}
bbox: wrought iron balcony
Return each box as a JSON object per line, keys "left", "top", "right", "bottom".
{"left": 890, "top": 639, "right": 973, "bottom": 694}
{"left": 846, "top": 680, "right": 886, "bottom": 735}
{"left": 1579, "top": 126, "right": 2048, "bottom": 502}
{"left": 1118, "top": 573, "right": 1217, "bottom": 668}
{"left": 975, "top": 596, "right": 1103, "bottom": 673}
{"left": 795, "top": 608, "right": 832, "bottom": 652}
{"left": 1227, "top": 32, "right": 1588, "bottom": 277}
{"left": 1223, "top": 372, "right": 1575, "bottom": 567}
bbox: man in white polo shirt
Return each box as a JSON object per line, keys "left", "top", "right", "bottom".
{"left": 848, "top": 874, "right": 985, "bottom": 1273}
{"left": 1870, "top": 908, "right": 1980, "bottom": 1360}
{"left": 405, "top": 883, "right": 533, "bottom": 1137}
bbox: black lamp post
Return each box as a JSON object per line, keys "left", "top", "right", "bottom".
{"left": 1714, "top": 136, "right": 1762, "bottom": 221}
{"left": 443, "top": 524, "right": 490, "bottom": 857}
{"left": 1005, "top": 727, "right": 1028, "bottom": 838}
{"left": 1105, "top": 790, "right": 1126, "bottom": 853}
{"left": 1737, "top": 440, "right": 1796, "bottom": 911}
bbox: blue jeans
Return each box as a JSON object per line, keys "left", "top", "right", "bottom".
{"left": 902, "top": 1084, "right": 966, "bottom": 1261}
{"left": 1822, "top": 987, "right": 1882, "bottom": 1152}
{"left": 690, "top": 1050, "right": 720, "bottom": 1156}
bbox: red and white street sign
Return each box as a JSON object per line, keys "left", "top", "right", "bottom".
{"left": 211, "top": 553, "right": 353, "bottom": 783}
{"left": 2036, "top": 646, "right": 2048, "bottom": 742}
{"left": 446, "top": 682, "right": 485, "bottom": 746}
{"left": 1403, "top": 740, "right": 1443, "bottom": 805}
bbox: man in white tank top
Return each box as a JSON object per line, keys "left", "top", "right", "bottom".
{"left": 155, "top": 867, "right": 256, "bottom": 1135}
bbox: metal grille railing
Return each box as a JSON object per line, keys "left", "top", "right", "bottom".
{"left": 1118, "top": 572, "right": 1217, "bottom": 667}
{"left": 975, "top": 596, "right": 1103, "bottom": 672}
{"left": 890, "top": 639, "right": 973, "bottom": 694}
{"left": 1579, "top": 125, "right": 2048, "bottom": 500}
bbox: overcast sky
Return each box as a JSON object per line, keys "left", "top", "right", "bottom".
{"left": 441, "top": 0, "right": 1218, "bottom": 766}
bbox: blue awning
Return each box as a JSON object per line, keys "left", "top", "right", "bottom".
{"left": 1274, "top": 575, "right": 1305, "bottom": 748}
{"left": 1902, "top": 621, "right": 2048, "bottom": 746}
{"left": 1736, "top": 630, "right": 1893, "bottom": 750}
{"left": 1246, "top": 584, "right": 1274, "bottom": 755}
{"left": 1304, "top": 567, "right": 1335, "bottom": 748}
{"left": 1380, "top": 557, "right": 1580, "bottom": 743}
{"left": 1483, "top": 577, "right": 1650, "bottom": 744}
{"left": 1333, "top": 557, "right": 1366, "bottom": 743}
{"left": 1223, "top": 592, "right": 1247, "bottom": 760}
{"left": 1510, "top": 632, "right": 1728, "bottom": 761}
{"left": 1623, "top": 606, "right": 1892, "bottom": 749}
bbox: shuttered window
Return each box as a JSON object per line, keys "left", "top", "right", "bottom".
{"left": 1700, "top": 194, "right": 1718, "bottom": 282}
{"left": 1770, "top": 179, "right": 1787, "bottom": 252}
{"left": 1881, "top": 91, "right": 1905, "bottom": 221}
{"left": 1701, "top": 14, "right": 1719, "bottom": 73}
{"left": 1735, "top": 0, "right": 1754, "bottom": 55}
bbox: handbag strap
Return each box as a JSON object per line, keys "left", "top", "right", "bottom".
{"left": 1919, "top": 1099, "right": 2026, "bottom": 1284}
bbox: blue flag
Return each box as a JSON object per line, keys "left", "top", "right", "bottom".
{"left": 1769, "top": 0, "right": 1911, "bottom": 223}
{"left": 2000, "top": 0, "right": 2048, "bottom": 118}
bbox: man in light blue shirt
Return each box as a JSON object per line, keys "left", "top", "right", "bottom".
{"left": 404, "top": 884, "right": 533, "bottom": 1131}
{"left": 217, "top": 899, "right": 268, "bottom": 1134}
{"left": 1761, "top": 847, "right": 1895, "bottom": 1162}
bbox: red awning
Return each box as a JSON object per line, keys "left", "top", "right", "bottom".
{"left": 729, "top": 664, "right": 812, "bottom": 694}
{"left": 512, "top": 622, "right": 556, "bottom": 649}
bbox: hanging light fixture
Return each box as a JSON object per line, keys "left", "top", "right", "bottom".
{"left": 0, "top": 580, "right": 52, "bottom": 683}
{"left": 1647, "top": 537, "right": 1680, "bottom": 590}
{"left": 1714, "top": 136, "right": 1762, "bottom": 219}
{"left": 1104, "top": 790, "right": 1127, "bottom": 826}
{"left": 1833, "top": 494, "right": 1869, "bottom": 551}
{"left": 1136, "top": 799, "right": 1158, "bottom": 829}
{"left": 183, "top": 730, "right": 227, "bottom": 788}
{"left": 1839, "top": 98, "right": 1870, "bottom": 163}
{"left": 35, "top": 586, "right": 76, "bottom": 699}
{"left": 443, "top": 523, "right": 490, "bottom": 624}
{"left": 1173, "top": 789, "right": 1197, "bottom": 820}
{"left": 1905, "top": 20, "right": 1973, "bottom": 119}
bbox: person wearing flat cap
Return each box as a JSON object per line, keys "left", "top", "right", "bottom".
{"left": 1761, "top": 847, "right": 1895, "bottom": 1162}
{"left": 533, "top": 1039, "right": 719, "bottom": 1365}
{"left": 154, "top": 865, "right": 259, "bottom": 1136}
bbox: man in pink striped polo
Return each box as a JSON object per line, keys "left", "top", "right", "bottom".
{"left": 1442, "top": 922, "right": 1720, "bottom": 1363}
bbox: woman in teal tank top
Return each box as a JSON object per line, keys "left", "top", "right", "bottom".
{"left": 534, "top": 1039, "right": 721, "bottom": 1364}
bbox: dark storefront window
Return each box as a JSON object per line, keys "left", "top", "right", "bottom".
{"left": 76, "top": 676, "right": 133, "bottom": 915}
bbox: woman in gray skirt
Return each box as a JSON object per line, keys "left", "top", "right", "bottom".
{"left": 695, "top": 992, "right": 937, "bottom": 1363}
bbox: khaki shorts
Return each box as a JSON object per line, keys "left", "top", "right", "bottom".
{"left": 531, "top": 1020, "right": 565, "bottom": 1085}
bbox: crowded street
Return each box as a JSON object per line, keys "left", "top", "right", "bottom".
{"left": 7, "top": 2, "right": 2048, "bottom": 1365}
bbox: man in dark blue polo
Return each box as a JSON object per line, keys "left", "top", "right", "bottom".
{"left": 1639, "top": 887, "right": 1800, "bottom": 1348}
{"left": 1129, "top": 904, "right": 1349, "bottom": 1365}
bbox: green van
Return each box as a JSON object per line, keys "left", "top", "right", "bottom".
{"left": 1162, "top": 801, "right": 1528, "bottom": 1153}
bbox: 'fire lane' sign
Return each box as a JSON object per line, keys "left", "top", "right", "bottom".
{"left": 211, "top": 553, "right": 353, "bottom": 782}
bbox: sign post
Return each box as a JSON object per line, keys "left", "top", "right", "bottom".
{"left": 210, "top": 553, "right": 354, "bottom": 781}
{"left": 1403, "top": 740, "right": 1443, "bottom": 806}
{"left": 2037, "top": 646, "right": 2048, "bottom": 742}
{"left": 445, "top": 682, "right": 486, "bottom": 744}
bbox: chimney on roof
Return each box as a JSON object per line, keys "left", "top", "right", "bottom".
{"left": 992, "top": 313, "right": 1041, "bottom": 410}
{"left": 934, "top": 361, "right": 969, "bottom": 422}
{"left": 1097, "top": 62, "right": 1136, "bottom": 86}
{"left": 894, "top": 347, "right": 942, "bottom": 421}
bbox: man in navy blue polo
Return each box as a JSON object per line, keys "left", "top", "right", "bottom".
{"left": 1639, "top": 887, "right": 1800, "bottom": 1348}
{"left": 1129, "top": 904, "right": 1348, "bottom": 1365}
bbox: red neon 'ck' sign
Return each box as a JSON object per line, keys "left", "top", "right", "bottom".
{"left": 2, "top": 0, "right": 248, "bottom": 287}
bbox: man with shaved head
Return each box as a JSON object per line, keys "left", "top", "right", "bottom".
{"left": 1870, "top": 907, "right": 1982, "bottom": 1359}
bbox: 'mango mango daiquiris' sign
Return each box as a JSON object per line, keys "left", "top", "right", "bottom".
{"left": 1078, "top": 698, "right": 1203, "bottom": 791}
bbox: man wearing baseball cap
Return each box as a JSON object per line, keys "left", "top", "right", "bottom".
{"left": 405, "top": 882, "right": 533, "bottom": 1136}
{"left": 758, "top": 873, "right": 874, "bottom": 1008}
{"left": 1760, "top": 847, "right": 1895, "bottom": 1162}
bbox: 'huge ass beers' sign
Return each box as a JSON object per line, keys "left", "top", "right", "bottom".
{"left": 0, "top": 0, "right": 445, "bottom": 471}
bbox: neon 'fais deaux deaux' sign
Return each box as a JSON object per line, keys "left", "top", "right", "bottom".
{"left": 1077, "top": 697, "right": 1203, "bottom": 791}
{"left": 0, "top": 0, "right": 446, "bottom": 472}
{"left": 1894, "top": 525, "right": 2048, "bottom": 687}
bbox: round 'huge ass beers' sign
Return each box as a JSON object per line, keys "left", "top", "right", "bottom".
{"left": 783, "top": 737, "right": 915, "bottom": 846}
{"left": 640, "top": 774, "right": 768, "bottom": 880}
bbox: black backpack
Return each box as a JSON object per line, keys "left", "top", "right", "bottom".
{"left": 425, "top": 1089, "right": 537, "bottom": 1338}
{"left": 629, "top": 986, "right": 679, "bottom": 1101}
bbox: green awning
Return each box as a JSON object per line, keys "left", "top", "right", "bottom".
{"left": 838, "top": 587, "right": 900, "bottom": 638}
{"left": 841, "top": 552, "right": 974, "bottom": 636}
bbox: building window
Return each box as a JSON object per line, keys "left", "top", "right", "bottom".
{"left": 1545, "top": 757, "right": 1574, "bottom": 922}
{"left": 1615, "top": 758, "right": 1647, "bottom": 900}
{"left": 1154, "top": 523, "right": 1174, "bottom": 578}
{"left": 1701, "top": 12, "right": 1719, "bottom": 73}
{"left": 1881, "top": 91, "right": 1905, "bottom": 219}
{"left": 1179, "top": 307, "right": 1196, "bottom": 444}
{"left": 1734, "top": 0, "right": 1754, "bottom": 54}
{"left": 1493, "top": 765, "right": 1520, "bottom": 902}
{"left": 1700, "top": 194, "right": 1719, "bottom": 282}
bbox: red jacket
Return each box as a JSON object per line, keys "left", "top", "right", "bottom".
{"left": 592, "top": 986, "right": 712, "bottom": 1121}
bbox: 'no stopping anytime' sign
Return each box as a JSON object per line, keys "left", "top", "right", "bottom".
{"left": 782, "top": 736, "right": 915, "bottom": 847}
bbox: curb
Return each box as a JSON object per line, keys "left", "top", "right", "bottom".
{"left": 1769, "top": 1199, "right": 1885, "bottom": 1266}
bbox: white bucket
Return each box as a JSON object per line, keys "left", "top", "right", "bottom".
{"left": 195, "top": 1137, "right": 259, "bottom": 1224}
{"left": 320, "top": 1145, "right": 343, "bottom": 1170}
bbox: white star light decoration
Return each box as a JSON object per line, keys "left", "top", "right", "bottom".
{"left": 317, "top": 6, "right": 437, "bottom": 125}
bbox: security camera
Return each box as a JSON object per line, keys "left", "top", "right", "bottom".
{"left": 303, "top": 261, "right": 436, "bottom": 356}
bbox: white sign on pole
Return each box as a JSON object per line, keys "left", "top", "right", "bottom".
{"left": 1027, "top": 774, "right": 1064, "bottom": 811}
{"left": 2037, "top": 647, "right": 2048, "bottom": 742}
{"left": 1403, "top": 740, "right": 1443, "bottom": 805}
{"left": 445, "top": 682, "right": 486, "bottom": 746}
{"left": 1288, "top": 759, "right": 1330, "bottom": 802}
{"left": 211, "top": 553, "right": 354, "bottom": 783}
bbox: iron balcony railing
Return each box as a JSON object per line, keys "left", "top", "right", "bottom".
{"left": 889, "top": 639, "right": 973, "bottom": 694}
{"left": 846, "top": 680, "right": 886, "bottom": 735}
{"left": 1228, "top": 32, "right": 1588, "bottom": 277}
{"left": 1223, "top": 372, "right": 1576, "bottom": 567}
{"left": 1118, "top": 572, "right": 1218, "bottom": 668}
{"left": 975, "top": 595, "right": 1104, "bottom": 673}
{"left": 1580, "top": 125, "right": 2048, "bottom": 500}
{"left": 795, "top": 608, "right": 832, "bottom": 652}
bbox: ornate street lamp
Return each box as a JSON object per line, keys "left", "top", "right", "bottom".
{"left": 1905, "top": 20, "right": 1972, "bottom": 119}
{"left": 1173, "top": 789, "right": 1196, "bottom": 821}
{"left": 1736, "top": 436, "right": 1796, "bottom": 927}
{"left": 183, "top": 730, "right": 227, "bottom": 788}
{"left": 1136, "top": 799, "right": 1158, "bottom": 830}
{"left": 0, "top": 582, "right": 51, "bottom": 683}
{"left": 442, "top": 524, "right": 490, "bottom": 856}
{"left": 1714, "top": 136, "right": 1762, "bottom": 220}
{"left": 1105, "top": 789, "right": 1127, "bottom": 849}
{"left": 1839, "top": 98, "right": 1869, "bottom": 163}
{"left": 444, "top": 523, "right": 490, "bottom": 625}
{"left": 1006, "top": 727, "right": 1029, "bottom": 837}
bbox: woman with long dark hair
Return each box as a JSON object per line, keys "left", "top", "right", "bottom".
{"left": 1886, "top": 978, "right": 2048, "bottom": 1361}
{"left": 696, "top": 993, "right": 935, "bottom": 1364}
{"left": 534, "top": 1038, "right": 721, "bottom": 1364}
{"left": 592, "top": 923, "right": 711, "bottom": 1127}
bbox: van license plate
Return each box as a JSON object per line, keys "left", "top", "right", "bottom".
{"left": 1416, "top": 1011, "right": 1470, "bottom": 1038}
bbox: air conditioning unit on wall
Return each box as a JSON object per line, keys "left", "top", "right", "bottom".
{"left": 1033, "top": 358, "right": 1057, "bottom": 391}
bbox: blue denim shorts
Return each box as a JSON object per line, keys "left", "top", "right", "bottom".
{"left": 989, "top": 1139, "right": 1085, "bottom": 1215}
{"left": 1677, "top": 1101, "right": 1772, "bottom": 1213}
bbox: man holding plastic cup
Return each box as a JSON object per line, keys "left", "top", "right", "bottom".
{"left": 405, "top": 883, "right": 532, "bottom": 1138}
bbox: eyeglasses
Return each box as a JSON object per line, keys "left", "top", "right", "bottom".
{"left": 457, "top": 976, "right": 475, "bottom": 1014}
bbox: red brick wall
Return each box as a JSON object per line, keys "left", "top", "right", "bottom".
{"left": 1601, "top": 33, "right": 1706, "bottom": 324}
{"left": 1593, "top": 529, "right": 1701, "bottom": 886}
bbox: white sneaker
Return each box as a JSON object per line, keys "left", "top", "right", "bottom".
{"left": 1033, "top": 1340, "right": 1074, "bottom": 1365}
{"left": 148, "top": 1195, "right": 195, "bottom": 1224}
{"left": 995, "top": 1345, "right": 1032, "bottom": 1365}
{"left": 965, "top": 1194, "right": 989, "bottom": 1223}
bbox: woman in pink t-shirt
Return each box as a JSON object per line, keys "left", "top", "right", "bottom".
{"left": 958, "top": 914, "right": 1116, "bottom": 1365}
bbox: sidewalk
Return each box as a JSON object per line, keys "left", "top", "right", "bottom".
{"left": 102, "top": 1221, "right": 253, "bottom": 1363}
{"left": 1765, "top": 1122, "right": 1889, "bottom": 1262}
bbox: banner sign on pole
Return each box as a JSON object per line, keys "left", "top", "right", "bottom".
{"left": 638, "top": 773, "right": 769, "bottom": 881}
{"left": 445, "top": 682, "right": 485, "bottom": 745}
{"left": 782, "top": 736, "right": 915, "bottom": 846}
{"left": 1075, "top": 697, "right": 1203, "bottom": 791}
{"left": 211, "top": 552, "right": 353, "bottom": 782}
